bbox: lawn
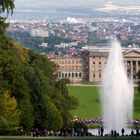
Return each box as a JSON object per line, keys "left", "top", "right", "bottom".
{"left": 68, "top": 86, "right": 140, "bottom": 119}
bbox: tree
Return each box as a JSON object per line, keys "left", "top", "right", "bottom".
{"left": 42, "top": 97, "right": 63, "bottom": 131}
{"left": 55, "top": 79, "right": 79, "bottom": 129}
{"left": 0, "top": 90, "right": 20, "bottom": 134}
{"left": 0, "top": 0, "right": 15, "bottom": 15}
{"left": 0, "top": 0, "right": 15, "bottom": 34}
{"left": 0, "top": 0, "right": 80, "bottom": 132}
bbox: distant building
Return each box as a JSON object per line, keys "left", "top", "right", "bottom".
{"left": 31, "top": 29, "right": 49, "bottom": 37}
{"left": 49, "top": 56, "right": 83, "bottom": 83}
{"left": 49, "top": 47, "right": 140, "bottom": 84}
{"left": 39, "top": 42, "right": 48, "bottom": 48}
{"left": 87, "top": 47, "right": 140, "bottom": 84}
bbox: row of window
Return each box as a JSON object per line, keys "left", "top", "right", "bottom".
{"left": 127, "top": 73, "right": 140, "bottom": 79}
{"left": 93, "top": 61, "right": 106, "bottom": 65}
{"left": 55, "top": 59, "right": 82, "bottom": 64}
{"left": 59, "top": 73, "right": 82, "bottom": 78}
{"left": 93, "top": 73, "right": 102, "bottom": 78}
{"left": 60, "top": 66, "right": 82, "bottom": 71}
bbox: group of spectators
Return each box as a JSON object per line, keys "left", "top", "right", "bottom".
{"left": 19, "top": 126, "right": 91, "bottom": 137}
{"left": 78, "top": 118, "right": 103, "bottom": 126}
{"left": 18, "top": 119, "right": 140, "bottom": 137}
{"left": 78, "top": 118, "right": 140, "bottom": 127}
{"left": 19, "top": 126, "right": 140, "bottom": 137}
{"left": 29, "top": 128, "right": 91, "bottom": 137}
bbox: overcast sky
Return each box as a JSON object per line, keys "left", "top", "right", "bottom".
{"left": 15, "top": 0, "right": 140, "bottom": 13}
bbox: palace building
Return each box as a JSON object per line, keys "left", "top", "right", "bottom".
{"left": 49, "top": 56, "right": 83, "bottom": 83}
{"left": 87, "top": 47, "right": 140, "bottom": 83}
{"left": 49, "top": 47, "right": 140, "bottom": 84}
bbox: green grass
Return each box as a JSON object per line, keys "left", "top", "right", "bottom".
{"left": 68, "top": 86, "right": 140, "bottom": 119}
{"left": 134, "top": 90, "right": 140, "bottom": 119}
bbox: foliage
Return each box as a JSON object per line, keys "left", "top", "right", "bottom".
{"left": 0, "top": 0, "right": 79, "bottom": 134}
{"left": 0, "top": 0, "right": 14, "bottom": 35}
{"left": 0, "top": 0, "right": 15, "bottom": 15}
{"left": 87, "top": 33, "right": 97, "bottom": 46}
{"left": 43, "top": 96, "right": 63, "bottom": 131}
{"left": 55, "top": 79, "right": 79, "bottom": 129}
{"left": 0, "top": 90, "right": 20, "bottom": 133}
{"left": 0, "top": 35, "right": 79, "bottom": 133}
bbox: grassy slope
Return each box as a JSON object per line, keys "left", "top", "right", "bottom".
{"left": 68, "top": 86, "right": 101, "bottom": 118}
{"left": 134, "top": 90, "right": 140, "bottom": 119}
{"left": 68, "top": 86, "right": 140, "bottom": 119}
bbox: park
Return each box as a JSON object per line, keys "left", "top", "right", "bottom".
{"left": 0, "top": 1, "right": 140, "bottom": 140}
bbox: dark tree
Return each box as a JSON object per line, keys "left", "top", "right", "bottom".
{"left": 0, "top": 0, "right": 15, "bottom": 15}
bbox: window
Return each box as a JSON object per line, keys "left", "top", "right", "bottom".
{"left": 65, "top": 66, "right": 67, "bottom": 70}
{"left": 65, "top": 60, "right": 67, "bottom": 64}
{"left": 72, "top": 66, "right": 74, "bottom": 70}
{"left": 76, "top": 73, "right": 78, "bottom": 78}
{"left": 133, "top": 74, "right": 136, "bottom": 79}
{"left": 68, "top": 66, "right": 71, "bottom": 70}
{"left": 59, "top": 73, "right": 61, "bottom": 78}
{"left": 62, "top": 73, "right": 64, "bottom": 78}
{"left": 72, "top": 60, "right": 74, "bottom": 64}
{"left": 65, "top": 73, "right": 67, "bottom": 78}
{"left": 79, "top": 73, "right": 81, "bottom": 78}
{"left": 69, "top": 60, "right": 71, "bottom": 64}
{"left": 72, "top": 73, "right": 74, "bottom": 78}
{"left": 68, "top": 73, "right": 71, "bottom": 77}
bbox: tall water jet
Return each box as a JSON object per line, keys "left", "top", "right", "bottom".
{"left": 101, "top": 39, "right": 134, "bottom": 132}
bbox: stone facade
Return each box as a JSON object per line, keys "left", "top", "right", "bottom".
{"left": 88, "top": 48, "right": 140, "bottom": 83}
{"left": 49, "top": 48, "right": 140, "bottom": 84}
{"left": 49, "top": 56, "right": 82, "bottom": 83}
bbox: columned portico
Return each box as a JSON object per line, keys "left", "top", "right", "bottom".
{"left": 89, "top": 49, "right": 140, "bottom": 84}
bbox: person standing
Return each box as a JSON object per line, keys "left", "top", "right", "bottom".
{"left": 19, "top": 126, "right": 24, "bottom": 136}
{"left": 100, "top": 126, "right": 104, "bottom": 136}
{"left": 121, "top": 128, "right": 125, "bottom": 136}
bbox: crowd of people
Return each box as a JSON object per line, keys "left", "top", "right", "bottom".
{"left": 19, "top": 126, "right": 140, "bottom": 137}
{"left": 97, "top": 127, "right": 140, "bottom": 138}
{"left": 18, "top": 118, "right": 140, "bottom": 137}
{"left": 19, "top": 127, "right": 92, "bottom": 137}
{"left": 78, "top": 118, "right": 103, "bottom": 126}
{"left": 78, "top": 118, "right": 140, "bottom": 127}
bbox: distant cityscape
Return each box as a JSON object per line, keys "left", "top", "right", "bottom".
{"left": 7, "top": 17, "right": 140, "bottom": 55}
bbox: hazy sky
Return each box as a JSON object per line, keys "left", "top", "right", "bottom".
{"left": 15, "top": 0, "right": 140, "bottom": 12}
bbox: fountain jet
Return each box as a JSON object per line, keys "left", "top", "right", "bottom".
{"left": 101, "top": 39, "right": 134, "bottom": 132}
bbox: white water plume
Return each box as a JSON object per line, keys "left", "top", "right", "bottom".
{"left": 101, "top": 39, "right": 134, "bottom": 132}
